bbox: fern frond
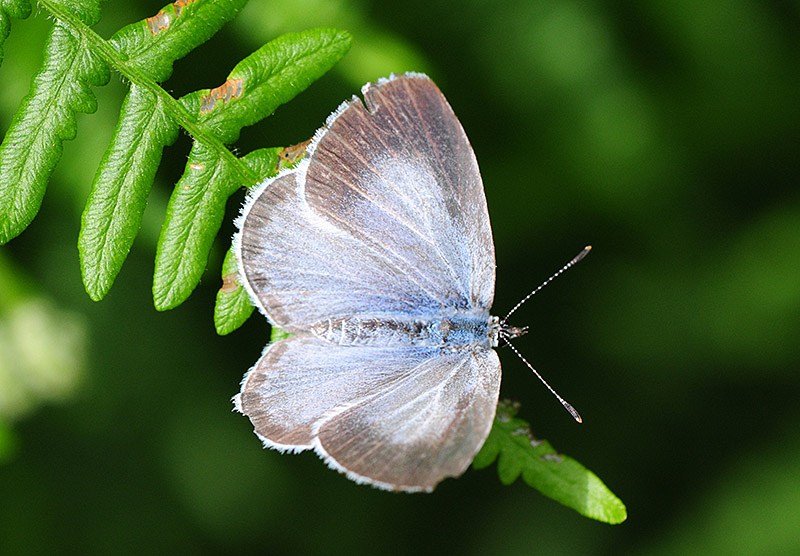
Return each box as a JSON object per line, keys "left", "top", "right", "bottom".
{"left": 214, "top": 243, "right": 254, "bottom": 335}
{"left": 109, "top": 0, "right": 248, "bottom": 82}
{"left": 79, "top": 84, "right": 179, "bottom": 301}
{"left": 0, "top": 16, "right": 109, "bottom": 242}
{"left": 0, "top": 0, "right": 350, "bottom": 320}
{"left": 79, "top": 0, "right": 250, "bottom": 301}
{"left": 473, "top": 400, "right": 628, "bottom": 524}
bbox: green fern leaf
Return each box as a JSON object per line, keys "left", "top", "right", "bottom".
{"left": 109, "top": 0, "right": 248, "bottom": 82}
{"left": 1, "top": 0, "right": 350, "bottom": 314}
{"left": 47, "top": 0, "right": 102, "bottom": 23}
{"left": 153, "top": 27, "right": 351, "bottom": 310}
{"left": 0, "top": 0, "right": 32, "bottom": 66}
{"left": 239, "top": 146, "right": 284, "bottom": 184}
{"left": 153, "top": 140, "right": 243, "bottom": 310}
{"left": 185, "top": 28, "right": 352, "bottom": 144}
{"left": 79, "top": 85, "right": 179, "bottom": 301}
{"left": 0, "top": 18, "right": 109, "bottom": 244}
{"left": 473, "top": 400, "right": 628, "bottom": 524}
{"left": 270, "top": 326, "right": 291, "bottom": 343}
{"left": 214, "top": 245, "right": 254, "bottom": 335}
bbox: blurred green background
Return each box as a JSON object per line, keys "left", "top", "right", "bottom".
{"left": 2, "top": 0, "right": 799, "bottom": 554}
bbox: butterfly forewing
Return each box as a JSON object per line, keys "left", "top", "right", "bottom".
{"left": 238, "top": 170, "right": 438, "bottom": 330}
{"left": 303, "top": 74, "right": 495, "bottom": 312}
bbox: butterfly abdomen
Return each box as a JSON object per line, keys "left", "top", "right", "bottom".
{"left": 309, "top": 315, "right": 493, "bottom": 350}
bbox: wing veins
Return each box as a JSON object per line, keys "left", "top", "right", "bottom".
{"left": 375, "top": 83, "right": 469, "bottom": 294}
{"left": 321, "top": 351, "right": 468, "bottom": 459}
{"left": 317, "top": 207, "right": 448, "bottom": 309}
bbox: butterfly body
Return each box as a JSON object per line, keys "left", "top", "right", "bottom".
{"left": 307, "top": 313, "right": 497, "bottom": 349}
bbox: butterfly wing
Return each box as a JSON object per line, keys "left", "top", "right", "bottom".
{"left": 237, "top": 169, "right": 447, "bottom": 331}
{"left": 236, "top": 73, "right": 495, "bottom": 330}
{"left": 235, "top": 334, "right": 501, "bottom": 491}
{"left": 304, "top": 73, "right": 495, "bottom": 313}
{"left": 235, "top": 335, "right": 415, "bottom": 450}
{"left": 315, "top": 347, "right": 501, "bottom": 492}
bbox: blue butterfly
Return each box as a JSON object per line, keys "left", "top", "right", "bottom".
{"left": 234, "top": 73, "right": 585, "bottom": 492}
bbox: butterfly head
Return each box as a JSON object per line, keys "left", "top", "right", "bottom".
{"left": 488, "top": 316, "right": 528, "bottom": 347}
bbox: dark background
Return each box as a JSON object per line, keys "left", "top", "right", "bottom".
{"left": 2, "top": 1, "right": 799, "bottom": 554}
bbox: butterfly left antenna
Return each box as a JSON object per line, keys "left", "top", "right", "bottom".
{"left": 503, "top": 338, "right": 583, "bottom": 423}
{"left": 502, "top": 246, "right": 592, "bottom": 323}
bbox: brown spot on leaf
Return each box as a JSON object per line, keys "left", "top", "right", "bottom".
{"left": 172, "top": 0, "right": 196, "bottom": 17}
{"left": 146, "top": 11, "right": 170, "bottom": 35}
{"left": 200, "top": 78, "right": 244, "bottom": 114}
{"left": 220, "top": 272, "right": 240, "bottom": 294}
{"left": 276, "top": 139, "right": 311, "bottom": 171}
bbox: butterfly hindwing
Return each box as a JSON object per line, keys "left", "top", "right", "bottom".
{"left": 236, "top": 334, "right": 501, "bottom": 491}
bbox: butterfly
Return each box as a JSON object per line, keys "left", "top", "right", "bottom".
{"left": 233, "top": 73, "right": 584, "bottom": 492}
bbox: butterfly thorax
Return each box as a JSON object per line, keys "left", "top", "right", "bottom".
{"left": 309, "top": 314, "right": 496, "bottom": 350}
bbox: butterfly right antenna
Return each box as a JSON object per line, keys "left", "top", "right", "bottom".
{"left": 502, "top": 246, "right": 592, "bottom": 323}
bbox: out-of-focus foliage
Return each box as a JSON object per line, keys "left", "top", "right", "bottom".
{"left": 0, "top": 252, "right": 87, "bottom": 421}
{"left": 1, "top": 0, "right": 798, "bottom": 555}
